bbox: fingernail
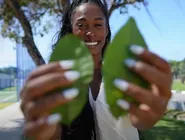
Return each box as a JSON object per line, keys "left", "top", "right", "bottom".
{"left": 64, "top": 71, "right": 80, "bottom": 81}
{"left": 63, "top": 88, "right": 79, "bottom": 100}
{"left": 117, "top": 99, "right": 130, "bottom": 110}
{"left": 113, "top": 79, "right": 129, "bottom": 91}
{"left": 130, "top": 45, "right": 144, "bottom": 55}
{"left": 124, "top": 59, "right": 136, "bottom": 68}
{"left": 59, "top": 60, "right": 75, "bottom": 69}
{"left": 47, "top": 114, "right": 62, "bottom": 125}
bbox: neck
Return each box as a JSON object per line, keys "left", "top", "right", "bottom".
{"left": 92, "top": 53, "right": 102, "bottom": 70}
{"left": 90, "top": 68, "right": 102, "bottom": 100}
{"left": 90, "top": 54, "right": 102, "bottom": 100}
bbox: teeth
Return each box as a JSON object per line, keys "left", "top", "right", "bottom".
{"left": 85, "top": 42, "right": 98, "bottom": 46}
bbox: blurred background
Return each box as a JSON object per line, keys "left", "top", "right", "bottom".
{"left": 0, "top": 0, "right": 185, "bottom": 139}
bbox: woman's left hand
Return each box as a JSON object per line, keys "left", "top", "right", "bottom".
{"left": 114, "top": 45, "right": 172, "bottom": 130}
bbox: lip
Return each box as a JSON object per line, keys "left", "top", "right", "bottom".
{"left": 84, "top": 41, "right": 100, "bottom": 46}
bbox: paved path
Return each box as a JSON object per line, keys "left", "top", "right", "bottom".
{"left": 0, "top": 102, "right": 24, "bottom": 140}
{"left": 0, "top": 93, "right": 185, "bottom": 140}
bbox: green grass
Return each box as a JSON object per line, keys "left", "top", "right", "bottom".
{"left": 0, "top": 87, "right": 17, "bottom": 102}
{"left": 0, "top": 102, "right": 13, "bottom": 109}
{"left": 172, "top": 79, "right": 185, "bottom": 91}
{"left": 142, "top": 118, "right": 185, "bottom": 140}
{"left": 142, "top": 110, "right": 185, "bottom": 140}
{"left": 1, "top": 87, "right": 16, "bottom": 91}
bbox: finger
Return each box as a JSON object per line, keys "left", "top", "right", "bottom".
{"left": 24, "top": 114, "right": 61, "bottom": 139}
{"left": 124, "top": 59, "right": 171, "bottom": 97}
{"left": 129, "top": 104, "right": 161, "bottom": 130}
{"left": 113, "top": 79, "right": 168, "bottom": 114}
{"left": 129, "top": 45, "right": 171, "bottom": 74}
{"left": 27, "top": 60, "right": 75, "bottom": 81}
{"left": 20, "top": 60, "right": 75, "bottom": 99}
{"left": 22, "top": 70, "right": 80, "bottom": 103}
{"left": 24, "top": 89, "right": 79, "bottom": 121}
{"left": 116, "top": 99, "right": 161, "bottom": 130}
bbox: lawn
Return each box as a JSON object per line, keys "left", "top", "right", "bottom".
{"left": 172, "top": 79, "right": 185, "bottom": 91}
{"left": 0, "top": 90, "right": 17, "bottom": 102}
{"left": 2, "top": 86, "right": 16, "bottom": 91}
{"left": 142, "top": 118, "right": 185, "bottom": 140}
{"left": 0, "top": 87, "right": 17, "bottom": 109}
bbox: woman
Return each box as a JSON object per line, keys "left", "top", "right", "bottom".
{"left": 20, "top": 0, "right": 172, "bottom": 140}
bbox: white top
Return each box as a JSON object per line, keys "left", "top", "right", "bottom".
{"left": 89, "top": 83, "right": 139, "bottom": 140}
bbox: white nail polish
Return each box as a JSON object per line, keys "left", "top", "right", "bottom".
{"left": 114, "top": 79, "right": 129, "bottom": 91}
{"left": 59, "top": 60, "right": 75, "bottom": 69}
{"left": 124, "top": 59, "right": 136, "bottom": 68}
{"left": 63, "top": 88, "right": 79, "bottom": 100}
{"left": 117, "top": 99, "right": 130, "bottom": 110}
{"left": 64, "top": 71, "right": 80, "bottom": 81}
{"left": 130, "top": 45, "right": 144, "bottom": 55}
{"left": 47, "top": 114, "right": 62, "bottom": 125}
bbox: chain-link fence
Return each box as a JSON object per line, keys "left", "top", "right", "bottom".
{"left": 16, "top": 43, "right": 36, "bottom": 101}
{"left": 0, "top": 44, "right": 36, "bottom": 104}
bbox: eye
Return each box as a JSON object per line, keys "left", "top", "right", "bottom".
{"left": 95, "top": 24, "right": 103, "bottom": 27}
{"left": 77, "top": 23, "right": 87, "bottom": 29}
{"left": 95, "top": 24, "right": 103, "bottom": 28}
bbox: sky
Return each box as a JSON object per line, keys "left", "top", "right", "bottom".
{"left": 0, "top": 0, "right": 185, "bottom": 68}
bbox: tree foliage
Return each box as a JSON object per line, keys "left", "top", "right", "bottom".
{"left": 0, "top": 0, "right": 145, "bottom": 66}
{"left": 169, "top": 59, "right": 185, "bottom": 83}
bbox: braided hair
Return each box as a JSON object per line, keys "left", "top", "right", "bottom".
{"left": 52, "top": 0, "right": 111, "bottom": 140}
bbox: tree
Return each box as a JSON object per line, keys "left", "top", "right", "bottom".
{"left": 169, "top": 58, "right": 185, "bottom": 84}
{"left": 169, "top": 60, "right": 181, "bottom": 79}
{"left": 180, "top": 59, "right": 185, "bottom": 84}
{"left": 0, "top": 66, "right": 17, "bottom": 77}
{"left": 0, "top": 0, "right": 145, "bottom": 66}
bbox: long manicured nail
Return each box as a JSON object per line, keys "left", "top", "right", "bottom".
{"left": 47, "top": 114, "right": 62, "bottom": 125}
{"left": 64, "top": 71, "right": 80, "bottom": 81}
{"left": 130, "top": 45, "right": 144, "bottom": 55}
{"left": 63, "top": 88, "right": 79, "bottom": 100}
{"left": 124, "top": 59, "right": 136, "bottom": 68}
{"left": 113, "top": 79, "right": 129, "bottom": 91}
{"left": 117, "top": 99, "right": 130, "bottom": 110}
{"left": 59, "top": 60, "right": 75, "bottom": 69}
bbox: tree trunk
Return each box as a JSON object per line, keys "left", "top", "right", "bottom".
{"left": 6, "top": 0, "right": 45, "bottom": 66}
{"left": 5, "top": 0, "right": 139, "bottom": 66}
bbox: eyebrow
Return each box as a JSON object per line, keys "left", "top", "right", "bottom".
{"left": 77, "top": 17, "right": 104, "bottom": 21}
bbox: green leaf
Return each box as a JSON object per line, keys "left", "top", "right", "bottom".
{"left": 102, "top": 17, "right": 150, "bottom": 119}
{"left": 49, "top": 34, "right": 94, "bottom": 125}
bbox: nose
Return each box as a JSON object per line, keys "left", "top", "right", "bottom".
{"left": 85, "top": 31, "right": 95, "bottom": 38}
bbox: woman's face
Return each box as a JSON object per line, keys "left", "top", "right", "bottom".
{"left": 71, "top": 3, "right": 108, "bottom": 57}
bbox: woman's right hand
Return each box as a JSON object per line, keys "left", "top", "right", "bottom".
{"left": 20, "top": 60, "right": 80, "bottom": 140}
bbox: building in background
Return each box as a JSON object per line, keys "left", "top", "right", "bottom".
{"left": 0, "top": 73, "right": 15, "bottom": 89}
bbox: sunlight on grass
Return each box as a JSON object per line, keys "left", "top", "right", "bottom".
{"left": 142, "top": 118, "right": 185, "bottom": 140}
{"left": 172, "top": 79, "right": 185, "bottom": 91}
{"left": 1, "top": 87, "right": 16, "bottom": 91}
{"left": 0, "top": 103, "right": 13, "bottom": 109}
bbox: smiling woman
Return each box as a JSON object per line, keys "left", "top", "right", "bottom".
{"left": 71, "top": 3, "right": 108, "bottom": 56}
{"left": 20, "top": 0, "right": 172, "bottom": 140}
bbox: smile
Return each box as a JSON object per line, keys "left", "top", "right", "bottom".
{"left": 85, "top": 41, "right": 99, "bottom": 46}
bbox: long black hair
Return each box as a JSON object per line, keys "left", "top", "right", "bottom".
{"left": 52, "top": 0, "right": 111, "bottom": 140}
{"left": 53, "top": 0, "right": 111, "bottom": 57}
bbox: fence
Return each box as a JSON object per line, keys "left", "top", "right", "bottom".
{"left": 0, "top": 44, "right": 36, "bottom": 103}
{"left": 16, "top": 44, "right": 36, "bottom": 101}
